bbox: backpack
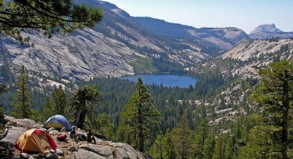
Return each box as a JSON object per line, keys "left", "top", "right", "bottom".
{"left": 57, "top": 134, "right": 67, "bottom": 141}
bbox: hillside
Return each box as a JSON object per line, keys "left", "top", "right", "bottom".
{"left": 222, "top": 38, "right": 293, "bottom": 78}
{"left": 0, "top": 0, "right": 251, "bottom": 81}
{"left": 187, "top": 38, "right": 293, "bottom": 126}
{"left": 135, "top": 17, "right": 249, "bottom": 50}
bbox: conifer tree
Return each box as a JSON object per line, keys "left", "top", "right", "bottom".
{"left": 165, "top": 129, "right": 177, "bottom": 159}
{"left": 150, "top": 132, "right": 167, "bottom": 159}
{"left": 11, "top": 65, "right": 31, "bottom": 118}
{"left": 194, "top": 119, "right": 209, "bottom": 159}
{"left": 52, "top": 85, "right": 67, "bottom": 115}
{"left": 224, "top": 135, "right": 236, "bottom": 159}
{"left": 0, "top": 0, "right": 103, "bottom": 43}
{"left": 250, "top": 60, "right": 293, "bottom": 159}
{"left": 212, "top": 134, "right": 226, "bottom": 159}
{"left": 42, "top": 96, "right": 55, "bottom": 120}
{"left": 95, "top": 113, "right": 114, "bottom": 140}
{"left": 69, "top": 84, "right": 102, "bottom": 128}
{"left": 203, "top": 132, "right": 215, "bottom": 159}
{"left": 238, "top": 125, "right": 272, "bottom": 159}
{"left": 171, "top": 113, "right": 193, "bottom": 159}
{"left": 117, "top": 77, "right": 160, "bottom": 152}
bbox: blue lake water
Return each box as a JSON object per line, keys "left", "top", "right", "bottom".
{"left": 119, "top": 74, "right": 197, "bottom": 88}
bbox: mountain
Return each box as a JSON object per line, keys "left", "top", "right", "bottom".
{"left": 222, "top": 38, "right": 293, "bottom": 78}
{"left": 249, "top": 23, "right": 293, "bottom": 39}
{"left": 0, "top": 1, "right": 249, "bottom": 81}
{"left": 188, "top": 38, "right": 293, "bottom": 125}
{"left": 135, "top": 17, "right": 249, "bottom": 50}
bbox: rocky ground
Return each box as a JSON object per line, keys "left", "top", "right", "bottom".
{"left": 0, "top": 115, "right": 150, "bottom": 159}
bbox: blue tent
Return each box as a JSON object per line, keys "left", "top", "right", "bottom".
{"left": 43, "top": 115, "right": 72, "bottom": 131}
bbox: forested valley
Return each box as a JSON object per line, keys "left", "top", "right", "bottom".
{"left": 2, "top": 0, "right": 293, "bottom": 158}
{"left": 2, "top": 57, "right": 291, "bottom": 158}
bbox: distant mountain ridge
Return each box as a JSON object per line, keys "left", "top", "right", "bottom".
{"left": 134, "top": 17, "right": 249, "bottom": 50}
{"left": 249, "top": 23, "right": 293, "bottom": 39}
{"left": 250, "top": 23, "right": 282, "bottom": 34}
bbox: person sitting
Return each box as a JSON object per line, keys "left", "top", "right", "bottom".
{"left": 86, "top": 129, "right": 96, "bottom": 144}
{"left": 70, "top": 127, "right": 82, "bottom": 140}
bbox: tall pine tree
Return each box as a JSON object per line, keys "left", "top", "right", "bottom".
{"left": 11, "top": 65, "right": 31, "bottom": 118}
{"left": 117, "top": 77, "right": 160, "bottom": 152}
{"left": 171, "top": 113, "right": 193, "bottom": 159}
{"left": 194, "top": 119, "right": 209, "bottom": 159}
{"left": 42, "top": 96, "right": 55, "bottom": 120}
{"left": 250, "top": 60, "right": 293, "bottom": 159}
{"left": 203, "top": 132, "right": 215, "bottom": 159}
{"left": 52, "top": 85, "right": 67, "bottom": 115}
{"left": 149, "top": 132, "right": 167, "bottom": 159}
{"left": 69, "top": 84, "right": 102, "bottom": 128}
{"left": 212, "top": 133, "right": 226, "bottom": 159}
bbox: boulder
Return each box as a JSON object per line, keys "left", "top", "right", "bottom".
{"left": 1, "top": 126, "right": 27, "bottom": 144}
{"left": 75, "top": 149, "right": 106, "bottom": 159}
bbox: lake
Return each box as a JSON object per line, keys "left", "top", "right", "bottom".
{"left": 119, "top": 74, "right": 197, "bottom": 88}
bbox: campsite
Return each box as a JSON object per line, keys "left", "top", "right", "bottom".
{"left": 0, "top": 115, "right": 147, "bottom": 159}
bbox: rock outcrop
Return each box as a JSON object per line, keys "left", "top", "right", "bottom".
{"left": 1, "top": 115, "right": 150, "bottom": 159}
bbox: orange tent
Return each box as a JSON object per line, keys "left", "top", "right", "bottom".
{"left": 15, "top": 128, "right": 57, "bottom": 153}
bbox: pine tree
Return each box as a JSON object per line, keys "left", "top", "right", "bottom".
{"left": 117, "top": 77, "right": 160, "bottom": 152}
{"left": 95, "top": 113, "right": 114, "bottom": 140}
{"left": 11, "top": 65, "right": 31, "bottom": 118}
{"left": 0, "top": 0, "right": 103, "bottom": 43}
{"left": 213, "top": 134, "right": 226, "bottom": 159}
{"left": 203, "top": 132, "right": 215, "bottom": 159}
{"left": 150, "top": 132, "right": 167, "bottom": 159}
{"left": 250, "top": 60, "right": 293, "bottom": 159}
{"left": 238, "top": 125, "right": 272, "bottom": 159}
{"left": 69, "top": 84, "right": 102, "bottom": 128}
{"left": 224, "top": 135, "right": 236, "bottom": 159}
{"left": 165, "top": 129, "right": 177, "bottom": 159}
{"left": 171, "top": 113, "right": 193, "bottom": 159}
{"left": 52, "top": 85, "right": 67, "bottom": 115}
{"left": 194, "top": 119, "right": 209, "bottom": 159}
{"left": 42, "top": 96, "right": 55, "bottom": 120}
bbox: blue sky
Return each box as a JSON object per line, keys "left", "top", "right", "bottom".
{"left": 104, "top": 0, "right": 293, "bottom": 34}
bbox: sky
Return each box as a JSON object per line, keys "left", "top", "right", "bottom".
{"left": 104, "top": 0, "right": 293, "bottom": 34}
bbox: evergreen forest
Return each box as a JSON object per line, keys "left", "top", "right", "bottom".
{"left": 1, "top": 58, "right": 293, "bottom": 159}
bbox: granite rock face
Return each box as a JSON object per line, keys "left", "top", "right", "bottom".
{"left": 249, "top": 23, "right": 293, "bottom": 39}
{"left": 0, "top": 1, "right": 252, "bottom": 82}
{"left": 222, "top": 38, "right": 293, "bottom": 78}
